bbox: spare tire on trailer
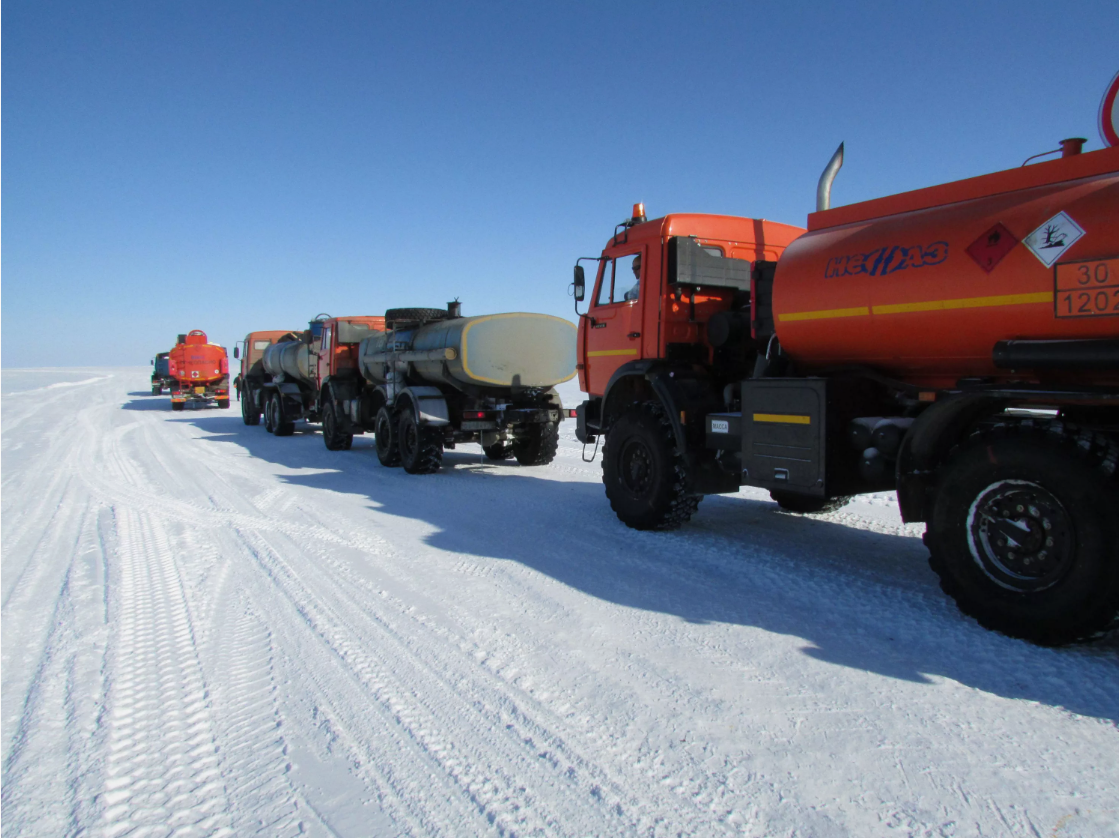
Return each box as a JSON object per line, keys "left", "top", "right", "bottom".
{"left": 384, "top": 308, "right": 450, "bottom": 328}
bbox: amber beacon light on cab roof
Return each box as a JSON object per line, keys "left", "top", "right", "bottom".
{"left": 570, "top": 93, "right": 1119, "bottom": 645}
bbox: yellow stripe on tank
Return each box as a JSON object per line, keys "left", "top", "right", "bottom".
{"left": 778, "top": 306, "right": 870, "bottom": 322}
{"left": 753, "top": 413, "right": 811, "bottom": 425}
{"left": 871, "top": 291, "right": 1052, "bottom": 315}
{"left": 586, "top": 349, "right": 639, "bottom": 357}
{"left": 778, "top": 290, "right": 1053, "bottom": 322}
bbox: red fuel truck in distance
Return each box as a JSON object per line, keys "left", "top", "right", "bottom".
{"left": 571, "top": 141, "right": 1119, "bottom": 645}
{"left": 167, "top": 330, "right": 230, "bottom": 411}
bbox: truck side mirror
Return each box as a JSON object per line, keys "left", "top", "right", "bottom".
{"left": 573, "top": 265, "right": 586, "bottom": 302}
{"left": 151, "top": 359, "right": 154, "bottom": 365}
{"left": 233, "top": 346, "right": 239, "bottom": 359}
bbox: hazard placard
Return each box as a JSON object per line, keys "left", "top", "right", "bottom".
{"left": 1023, "top": 211, "right": 1085, "bottom": 268}
{"left": 966, "top": 222, "right": 1018, "bottom": 273}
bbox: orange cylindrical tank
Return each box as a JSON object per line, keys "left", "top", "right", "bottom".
{"left": 168, "top": 330, "right": 229, "bottom": 386}
{"left": 773, "top": 146, "right": 1119, "bottom": 389}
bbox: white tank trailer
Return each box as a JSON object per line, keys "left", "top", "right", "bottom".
{"left": 322, "top": 303, "right": 577, "bottom": 474}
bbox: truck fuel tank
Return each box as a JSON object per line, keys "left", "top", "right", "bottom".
{"left": 359, "top": 312, "right": 577, "bottom": 390}
{"left": 772, "top": 147, "right": 1119, "bottom": 388}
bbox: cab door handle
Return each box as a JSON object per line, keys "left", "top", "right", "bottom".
{"left": 627, "top": 332, "right": 641, "bottom": 339}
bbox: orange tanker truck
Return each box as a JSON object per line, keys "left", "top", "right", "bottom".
{"left": 570, "top": 139, "right": 1118, "bottom": 645}
{"left": 167, "top": 330, "right": 231, "bottom": 411}
{"left": 257, "top": 314, "right": 387, "bottom": 439}
{"left": 233, "top": 328, "right": 302, "bottom": 426}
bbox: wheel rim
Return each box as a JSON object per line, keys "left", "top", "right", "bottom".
{"left": 619, "top": 438, "right": 654, "bottom": 496}
{"left": 966, "top": 479, "right": 1075, "bottom": 592}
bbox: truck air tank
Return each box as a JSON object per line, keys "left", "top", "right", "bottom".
{"left": 772, "top": 146, "right": 1119, "bottom": 389}
{"left": 359, "top": 312, "right": 577, "bottom": 390}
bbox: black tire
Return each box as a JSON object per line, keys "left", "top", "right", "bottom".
{"left": 398, "top": 408, "right": 442, "bottom": 474}
{"left": 770, "top": 491, "right": 853, "bottom": 514}
{"left": 513, "top": 421, "right": 560, "bottom": 466}
{"left": 927, "top": 425, "right": 1119, "bottom": 645}
{"left": 217, "top": 398, "right": 230, "bottom": 409}
{"left": 171, "top": 401, "right": 185, "bottom": 412}
{"left": 271, "top": 393, "right": 294, "bottom": 437}
{"left": 263, "top": 393, "right": 276, "bottom": 433}
{"left": 482, "top": 439, "right": 514, "bottom": 460}
{"left": 602, "top": 402, "right": 702, "bottom": 530}
{"left": 151, "top": 384, "right": 161, "bottom": 395}
{"left": 322, "top": 401, "right": 353, "bottom": 451}
{"left": 384, "top": 307, "right": 449, "bottom": 327}
{"left": 374, "top": 406, "right": 402, "bottom": 467}
{"left": 242, "top": 387, "right": 261, "bottom": 426}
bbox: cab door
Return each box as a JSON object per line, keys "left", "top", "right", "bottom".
{"left": 317, "top": 325, "right": 333, "bottom": 387}
{"left": 584, "top": 248, "right": 646, "bottom": 396}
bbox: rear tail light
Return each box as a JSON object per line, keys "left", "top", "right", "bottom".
{"left": 463, "top": 410, "right": 487, "bottom": 420}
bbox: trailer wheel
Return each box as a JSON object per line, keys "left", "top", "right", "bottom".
{"left": 322, "top": 402, "right": 353, "bottom": 451}
{"left": 398, "top": 409, "right": 442, "bottom": 474}
{"left": 927, "top": 426, "right": 1119, "bottom": 645}
{"left": 151, "top": 384, "right": 161, "bottom": 396}
{"left": 242, "top": 387, "right": 262, "bottom": 426}
{"left": 270, "top": 393, "right": 294, "bottom": 437}
{"left": 482, "top": 440, "right": 514, "bottom": 460}
{"left": 374, "top": 406, "right": 402, "bottom": 467}
{"left": 171, "top": 401, "right": 185, "bottom": 412}
{"left": 770, "top": 491, "right": 852, "bottom": 514}
{"left": 513, "top": 421, "right": 559, "bottom": 466}
{"left": 217, "top": 399, "right": 230, "bottom": 409}
{"left": 602, "top": 402, "right": 702, "bottom": 530}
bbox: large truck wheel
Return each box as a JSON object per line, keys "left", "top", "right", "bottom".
{"left": 270, "top": 393, "right": 294, "bottom": 437}
{"left": 374, "top": 406, "right": 402, "bottom": 467}
{"left": 322, "top": 402, "right": 353, "bottom": 451}
{"left": 602, "top": 402, "right": 701, "bottom": 530}
{"left": 927, "top": 426, "right": 1119, "bottom": 645}
{"left": 151, "top": 384, "right": 161, "bottom": 395}
{"left": 217, "top": 399, "right": 230, "bottom": 409}
{"left": 263, "top": 394, "right": 276, "bottom": 433}
{"left": 398, "top": 409, "right": 442, "bottom": 474}
{"left": 242, "top": 387, "right": 262, "bottom": 426}
{"left": 770, "top": 491, "right": 852, "bottom": 514}
{"left": 513, "top": 421, "right": 559, "bottom": 466}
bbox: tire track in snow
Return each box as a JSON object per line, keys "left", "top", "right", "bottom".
{"left": 1, "top": 505, "right": 110, "bottom": 837}
{"left": 93, "top": 508, "right": 232, "bottom": 838}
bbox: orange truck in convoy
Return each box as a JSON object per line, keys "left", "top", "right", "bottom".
{"left": 571, "top": 139, "right": 1118, "bottom": 644}
{"left": 256, "top": 314, "right": 387, "bottom": 443}
{"left": 233, "top": 329, "right": 301, "bottom": 426}
{"left": 167, "top": 330, "right": 231, "bottom": 411}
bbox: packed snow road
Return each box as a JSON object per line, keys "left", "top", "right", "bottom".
{"left": 2, "top": 367, "right": 1118, "bottom": 837}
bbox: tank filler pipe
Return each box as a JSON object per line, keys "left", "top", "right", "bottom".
{"left": 816, "top": 142, "right": 845, "bottom": 212}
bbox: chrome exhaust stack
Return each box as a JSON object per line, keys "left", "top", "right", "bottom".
{"left": 816, "top": 142, "right": 844, "bottom": 212}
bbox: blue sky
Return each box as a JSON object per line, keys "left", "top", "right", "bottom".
{"left": 4, "top": 1, "right": 1117, "bottom": 367}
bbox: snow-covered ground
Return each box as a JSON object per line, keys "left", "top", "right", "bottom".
{"left": 2, "top": 367, "right": 1117, "bottom": 837}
